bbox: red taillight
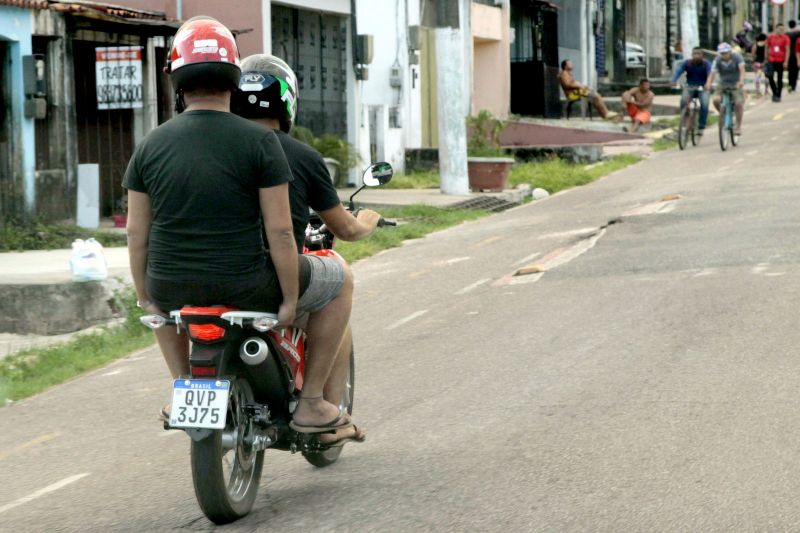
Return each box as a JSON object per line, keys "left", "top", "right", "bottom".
{"left": 188, "top": 323, "right": 226, "bottom": 341}
{"left": 191, "top": 366, "right": 217, "bottom": 377}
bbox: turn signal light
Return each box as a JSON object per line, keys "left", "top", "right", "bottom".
{"left": 140, "top": 314, "right": 166, "bottom": 329}
{"left": 188, "top": 323, "right": 226, "bottom": 341}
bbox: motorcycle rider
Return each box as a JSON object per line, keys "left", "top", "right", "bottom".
{"left": 232, "top": 54, "right": 382, "bottom": 444}
{"left": 124, "top": 17, "right": 353, "bottom": 434}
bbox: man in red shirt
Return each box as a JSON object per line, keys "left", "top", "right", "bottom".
{"left": 767, "top": 22, "right": 791, "bottom": 101}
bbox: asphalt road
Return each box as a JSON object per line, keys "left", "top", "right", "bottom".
{"left": 4, "top": 96, "right": 800, "bottom": 531}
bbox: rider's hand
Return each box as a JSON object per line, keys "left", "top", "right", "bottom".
{"left": 356, "top": 208, "right": 382, "bottom": 230}
{"left": 277, "top": 300, "right": 297, "bottom": 327}
{"left": 139, "top": 299, "right": 165, "bottom": 317}
{"left": 736, "top": 80, "right": 744, "bottom": 89}
{"left": 704, "top": 83, "right": 712, "bottom": 92}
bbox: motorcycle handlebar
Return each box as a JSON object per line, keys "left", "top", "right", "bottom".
{"left": 378, "top": 218, "right": 396, "bottom": 227}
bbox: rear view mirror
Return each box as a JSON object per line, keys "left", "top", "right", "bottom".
{"left": 362, "top": 162, "right": 393, "bottom": 187}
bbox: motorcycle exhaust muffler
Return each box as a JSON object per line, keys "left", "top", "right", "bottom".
{"left": 240, "top": 337, "right": 270, "bottom": 365}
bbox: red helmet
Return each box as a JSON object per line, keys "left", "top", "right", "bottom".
{"left": 167, "top": 16, "right": 241, "bottom": 92}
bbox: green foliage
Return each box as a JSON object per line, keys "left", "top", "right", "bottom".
{"left": 466, "top": 109, "right": 508, "bottom": 158}
{"left": 334, "top": 205, "right": 488, "bottom": 263}
{"left": 384, "top": 170, "right": 441, "bottom": 189}
{"left": 0, "top": 221, "right": 127, "bottom": 251}
{"left": 0, "top": 289, "right": 153, "bottom": 404}
{"left": 508, "top": 155, "right": 643, "bottom": 194}
{"left": 291, "top": 126, "right": 360, "bottom": 178}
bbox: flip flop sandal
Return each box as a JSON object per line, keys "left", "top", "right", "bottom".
{"left": 159, "top": 404, "right": 171, "bottom": 422}
{"left": 319, "top": 424, "right": 366, "bottom": 446}
{"left": 289, "top": 407, "right": 354, "bottom": 434}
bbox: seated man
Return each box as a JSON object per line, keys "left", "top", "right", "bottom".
{"left": 621, "top": 78, "right": 655, "bottom": 133}
{"left": 671, "top": 47, "right": 712, "bottom": 136}
{"left": 558, "top": 59, "right": 612, "bottom": 119}
{"left": 233, "top": 54, "right": 384, "bottom": 445}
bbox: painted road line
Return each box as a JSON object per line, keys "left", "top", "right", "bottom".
{"left": 537, "top": 227, "right": 599, "bottom": 240}
{"left": 513, "top": 251, "right": 542, "bottom": 266}
{"left": 454, "top": 278, "right": 491, "bottom": 295}
{"left": 386, "top": 310, "right": 429, "bottom": 330}
{"left": 0, "top": 432, "right": 62, "bottom": 461}
{"left": 746, "top": 150, "right": 758, "bottom": 156}
{"left": 435, "top": 256, "right": 471, "bottom": 266}
{"left": 717, "top": 166, "right": 730, "bottom": 173}
{"left": 101, "top": 368, "right": 127, "bottom": 377}
{"left": 765, "top": 272, "right": 786, "bottom": 277}
{"left": 770, "top": 135, "right": 780, "bottom": 141}
{"left": 733, "top": 158, "right": 744, "bottom": 165}
{"left": 0, "top": 473, "right": 90, "bottom": 515}
{"left": 693, "top": 268, "right": 718, "bottom": 277}
{"left": 408, "top": 270, "right": 429, "bottom": 279}
{"left": 473, "top": 236, "right": 502, "bottom": 248}
{"left": 773, "top": 112, "right": 785, "bottom": 121}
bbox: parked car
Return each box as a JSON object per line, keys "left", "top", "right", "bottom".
{"left": 626, "top": 42, "right": 646, "bottom": 69}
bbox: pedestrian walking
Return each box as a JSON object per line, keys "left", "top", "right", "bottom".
{"left": 767, "top": 23, "right": 790, "bottom": 101}
{"left": 751, "top": 33, "right": 769, "bottom": 97}
{"left": 787, "top": 20, "right": 800, "bottom": 92}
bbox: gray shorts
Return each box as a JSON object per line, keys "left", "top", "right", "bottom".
{"left": 297, "top": 254, "right": 345, "bottom": 314}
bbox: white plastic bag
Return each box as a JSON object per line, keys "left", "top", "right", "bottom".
{"left": 69, "top": 238, "right": 108, "bottom": 282}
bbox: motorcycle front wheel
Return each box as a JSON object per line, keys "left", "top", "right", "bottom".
{"left": 191, "top": 379, "right": 264, "bottom": 525}
{"left": 303, "top": 346, "right": 355, "bottom": 468}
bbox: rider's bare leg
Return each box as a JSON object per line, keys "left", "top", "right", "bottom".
{"left": 318, "top": 325, "right": 366, "bottom": 443}
{"left": 293, "top": 269, "right": 354, "bottom": 427}
{"left": 324, "top": 324, "right": 352, "bottom": 405}
{"left": 735, "top": 103, "right": 744, "bottom": 131}
{"left": 155, "top": 327, "right": 189, "bottom": 378}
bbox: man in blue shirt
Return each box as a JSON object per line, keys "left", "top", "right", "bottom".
{"left": 672, "top": 47, "right": 712, "bottom": 135}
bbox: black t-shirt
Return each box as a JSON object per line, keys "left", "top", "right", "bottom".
{"left": 273, "top": 130, "right": 342, "bottom": 250}
{"left": 123, "top": 110, "right": 293, "bottom": 282}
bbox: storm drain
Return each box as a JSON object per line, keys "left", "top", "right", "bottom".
{"left": 448, "top": 196, "right": 520, "bottom": 213}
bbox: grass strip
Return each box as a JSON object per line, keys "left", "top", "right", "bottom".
{"left": 0, "top": 292, "right": 152, "bottom": 404}
{"left": 508, "top": 154, "right": 643, "bottom": 194}
{"left": 1, "top": 221, "right": 127, "bottom": 251}
{"left": 334, "top": 205, "right": 488, "bottom": 263}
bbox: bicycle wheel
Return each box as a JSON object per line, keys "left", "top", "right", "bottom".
{"left": 730, "top": 110, "right": 739, "bottom": 147}
{"left": 718, "top": 100, "right": 729, "bottom": 151}
{"left": 678, "top": 106, "right": 690, "bottom": 150}
{"left": 690, "top": 108, "right": 699, "bottom": 146}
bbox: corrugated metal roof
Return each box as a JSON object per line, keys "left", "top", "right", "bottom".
{"left": 0, "top": 0, "right": 169, "bottom": 20}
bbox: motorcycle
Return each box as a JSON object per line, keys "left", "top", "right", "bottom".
{"left": 139, "top": 162, "right": 395, "bottom": 524}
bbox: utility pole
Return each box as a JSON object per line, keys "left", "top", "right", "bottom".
{"left": 679, "top": 0, "right": 699, "bottom": 58}
{"left": 435, "top": 0, "right": 469, "bottom": 195}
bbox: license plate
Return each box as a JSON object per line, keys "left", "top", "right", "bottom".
{"left": 170, "top": 379, "right": 230, "bottom": 429}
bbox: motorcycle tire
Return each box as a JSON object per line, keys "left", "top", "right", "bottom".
{"left": 303, "top": 346, "right": 355, "bottom": 468}
{"left": 191, "top": 379, "right": 264, "bottom": 524}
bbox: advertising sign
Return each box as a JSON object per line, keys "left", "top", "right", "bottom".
{"left": 95, "top": 46, "right": 143, "bottom": 110}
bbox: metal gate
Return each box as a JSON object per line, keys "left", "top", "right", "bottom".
{"left": 271, "top": 5, "right": 348, "bottom": 137}
{"left": 72, "top": 38, "right": 135, "bottom": 217}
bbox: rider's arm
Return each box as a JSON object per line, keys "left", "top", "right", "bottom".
{"left": 705, "top": 66, "right": 716, "bottom": 90}
{"left": 126, "top": 190, "right": 152, "bottom": 308}
{"left": 671, "top": 60, "right": 686, "bottom": 84}
{"left": 318, "top": 205, "right": 380, "bottom": 242}
{"left": 260, "top": 183, "right": 299, "bottom": 325}
{"left": 737, "top": 62, "right": 746, "bottom": 86}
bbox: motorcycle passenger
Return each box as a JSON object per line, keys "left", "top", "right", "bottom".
{"left": 671, "top": 46, "right": 711, "bottom": 136}
{"left": 232, "top": 53, "right": 382, "bottom": 444}
{"left": 124, "top": 17, "right": 353, "bottom": 434}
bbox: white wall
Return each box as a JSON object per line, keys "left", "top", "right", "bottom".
{"left": 356, "top": 0, "right": 422, "bottom": 172}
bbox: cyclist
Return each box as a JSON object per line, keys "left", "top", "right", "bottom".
{"left": 705, "top": 42, "right": 745, "bottom": 136}
{"left": 671, "top": 46, "right": 712, "bottom": 136}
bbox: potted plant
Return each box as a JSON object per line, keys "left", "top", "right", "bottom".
{"left": 466, "top": 110, "right": 514, "bottom": 192}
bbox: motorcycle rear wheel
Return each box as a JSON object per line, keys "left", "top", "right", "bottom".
{"left": 191, "top": 379, "right": 264, "bottom": 524}
{"left": 303, "top": 346, "right": 355, "bottom": 468}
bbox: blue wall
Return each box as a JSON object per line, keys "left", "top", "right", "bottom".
{"left": 0, "top": 7, "right": 35, "bottom": 213}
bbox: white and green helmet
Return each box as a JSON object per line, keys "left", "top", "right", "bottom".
{"left": 233, "top": 54, "right": 299, "bottom": 132}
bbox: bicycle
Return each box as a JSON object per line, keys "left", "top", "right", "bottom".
{"left": 718, "top": 87, "right": 739, "bottom": 151}
{"left": 678, "top": 86, "right": 704, "bottom": 150}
